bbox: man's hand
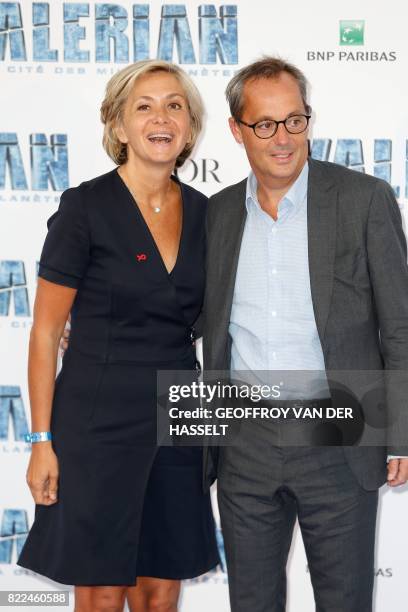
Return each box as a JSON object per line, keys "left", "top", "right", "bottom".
{"left": 387, "top": 458, "right": 408, "bottom": 487}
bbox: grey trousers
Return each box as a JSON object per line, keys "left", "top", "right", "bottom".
{"left": 217, "top": 421, "right": 378, "bottom": 612}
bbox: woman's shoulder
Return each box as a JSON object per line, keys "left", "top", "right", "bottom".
{"left": 69, "top": 167, "right": 117, "bottom": 198}
{"left": 56, "top": 168, "right": 118, "bottom": 214}
{"left": 49, "top": 169, "right": 118, "bottom": 230}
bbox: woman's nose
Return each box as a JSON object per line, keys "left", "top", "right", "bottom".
{"left": 152, "top": 107, "right": 169, "bottom": 123}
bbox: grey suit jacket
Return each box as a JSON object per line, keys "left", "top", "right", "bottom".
{"left": 202, "top": 158, "right": 408, "bottom": 491}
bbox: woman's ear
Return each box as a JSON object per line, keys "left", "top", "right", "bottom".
{"left": 114, "top": 119, "right": 128, "bottom": 144}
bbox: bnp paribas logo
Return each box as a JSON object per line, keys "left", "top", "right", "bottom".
{"left": 307, "top": 18, "right": 396, "bottom": 63}
{"left": 339, "top": 20, "right": 365, "bottom": 46}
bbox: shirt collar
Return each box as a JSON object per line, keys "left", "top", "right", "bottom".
{"left": 245, "top": 160, "right": 309, "bottom": 218}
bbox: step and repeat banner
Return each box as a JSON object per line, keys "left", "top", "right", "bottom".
{"left": 1, "top": 1, "right": 407, "bottom": 610}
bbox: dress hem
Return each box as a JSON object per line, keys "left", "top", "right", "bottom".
{"left": 15, "top": 558, "right": 220, "bottom": 587}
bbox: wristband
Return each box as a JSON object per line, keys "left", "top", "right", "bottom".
{"left": 25, "top": 431, "right": 52, "bottom": 443}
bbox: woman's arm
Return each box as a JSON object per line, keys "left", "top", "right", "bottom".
{"left": 26, "top": 278, "right": 77, "bottom": 505}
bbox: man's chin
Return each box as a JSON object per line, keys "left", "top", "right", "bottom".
{"left": 267, "top": 164, "right": 298, "bottom": 181}
{"left": 266, "top": 157, "right": 306, "bottom": 182}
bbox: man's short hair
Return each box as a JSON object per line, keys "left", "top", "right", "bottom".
{"left": 225, "top": 56, "right": 311, "bottom": 119}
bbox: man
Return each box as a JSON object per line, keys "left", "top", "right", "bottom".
{"left": 202, "top": 57, "right": 408, "bottom": 611}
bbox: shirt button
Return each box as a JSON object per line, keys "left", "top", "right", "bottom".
{"left": 272, "top": 268, "right": 277, "bottom": 275}
{"left": 271, "top": 311, "right": 277, "bottom": 317}
{"left": 271, "top": 227, "right": 277, "bottom": 235}
{"left": 272, "top": 352, "right": 277, "bottom": 360}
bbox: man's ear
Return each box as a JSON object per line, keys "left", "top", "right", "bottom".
{"left": 228, "top": 116, "right": 244, "bottom": 145}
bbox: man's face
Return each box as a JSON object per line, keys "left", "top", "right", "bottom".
{"left": 229, "top": 72, "right": 309, "bottom": 189}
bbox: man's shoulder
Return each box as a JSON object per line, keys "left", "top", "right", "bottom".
{"left": 208, "top": 177, "right": 248, "bottom": 207}
{"left": 310, "top": 158, "right": 388, "bottom": 193}
{"left": 310, "top": 159, "right": 399, "bottom": 223}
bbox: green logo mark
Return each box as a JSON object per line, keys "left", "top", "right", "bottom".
{"left": 339, "top": 20, "right": 365, "bottom": 46}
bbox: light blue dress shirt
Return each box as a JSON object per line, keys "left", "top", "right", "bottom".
{"left": 229, "top": 161, "right": 331, "bottom": 399}
{"left": 229, "top": 161, "right": 403, "bottom": 461}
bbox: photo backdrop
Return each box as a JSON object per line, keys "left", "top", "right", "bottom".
{"left": 1, "top": 1, "right": 407, "bottom": 610}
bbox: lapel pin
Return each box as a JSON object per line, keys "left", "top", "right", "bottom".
{"left": 136, "top": 253, "right": 147, "bottom": 262}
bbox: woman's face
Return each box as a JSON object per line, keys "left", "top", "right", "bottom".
{"left": 115, "top": 71, "right": 192, "bottom": 168}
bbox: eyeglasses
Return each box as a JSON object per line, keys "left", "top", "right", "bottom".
{"left": 237, "top": 114, "right": 311, "bottom": 139}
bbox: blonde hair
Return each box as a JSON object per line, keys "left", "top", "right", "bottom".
{"left": 100, "top": 60, "right": 204, "bottom": 168}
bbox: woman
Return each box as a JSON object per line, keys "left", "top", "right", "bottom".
{"left": 17, "top": 60, "right": 219, "bottom": 612}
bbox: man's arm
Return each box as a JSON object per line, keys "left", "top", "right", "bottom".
{"left": 366, "top": 179, "right": 408, "bottom": 485}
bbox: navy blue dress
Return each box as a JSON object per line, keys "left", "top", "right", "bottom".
{"left": 17, "top": 168, "right": 219, "bottom": 585}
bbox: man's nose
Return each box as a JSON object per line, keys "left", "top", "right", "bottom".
{"left": 273, "top": 122, "right": 290, "bottom": 145}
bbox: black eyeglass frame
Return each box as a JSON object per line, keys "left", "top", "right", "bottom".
{"left": 237, "top": 114, "right": 312, "bottom": 139}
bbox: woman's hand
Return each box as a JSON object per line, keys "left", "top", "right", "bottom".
{"left": 59, "top": 314, "right": 71, "bottom": 357}
{"left": 27, "top": 278, "right": 76, "bottom": 505}
{"left": 26, "top": 442, "right": 59, "bottom": 505}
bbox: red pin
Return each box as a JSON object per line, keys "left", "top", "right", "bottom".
{"left": 136, "top": 253, "right": 147, "bottom": 262}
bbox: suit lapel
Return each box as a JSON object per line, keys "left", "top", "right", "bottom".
{"left": 307, "top": 158, "right": 338, "bottom": 343}
{"left": 209, "top": 180, "right": 247, "bottom": 363}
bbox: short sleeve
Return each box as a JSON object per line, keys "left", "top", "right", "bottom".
{"left": 38, "top": 186, "right": 91, "bottom": 289}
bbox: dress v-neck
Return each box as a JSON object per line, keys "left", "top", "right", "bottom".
{"left": 114, "top": 167, "right": 185, "bottom": 277}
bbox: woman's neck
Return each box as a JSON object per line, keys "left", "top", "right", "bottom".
{"left": 118, "top": 159, "right": 177, "bottom": 207}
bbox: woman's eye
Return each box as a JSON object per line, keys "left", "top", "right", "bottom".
{"left": 137, "top": 104, "right": 150, "bottom": 111}
{"left": 169, "top": 102, "right": 182, "bottom": 110}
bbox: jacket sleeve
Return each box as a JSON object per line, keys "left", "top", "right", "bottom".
{"left": 366, "top": 180, "right": 408, "bottom": 455}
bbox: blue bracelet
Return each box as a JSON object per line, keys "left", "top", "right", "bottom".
{"left": 25, "top": 431, "right": 52, "bottom": 443}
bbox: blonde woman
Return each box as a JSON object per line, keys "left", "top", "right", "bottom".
{"left": 18, "top": 60, "right": 219, "bottom": 612}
